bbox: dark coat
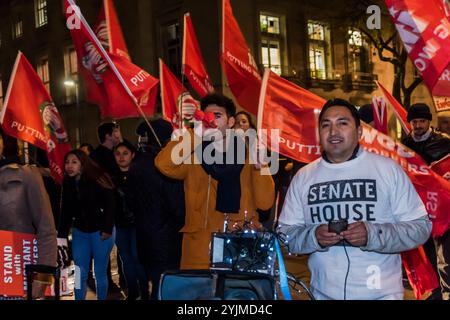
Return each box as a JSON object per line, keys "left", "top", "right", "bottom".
{"left": 127, "top": 149, "right": 185, "bottom": 268}
{"left": 58, "top": 177, "right": 116, "bottom": 238}
{"left": 402, "top": 130, "right": 450, "bottom": 165}
{"left": 112, "top": 171, "right": 136, "bottom": 228}
{"left": 90, "top": 145, "right": 120, "bottom": 177}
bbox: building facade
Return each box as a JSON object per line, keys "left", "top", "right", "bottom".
{"left": 0, "top": 0, "right": 435, "bottom": 148}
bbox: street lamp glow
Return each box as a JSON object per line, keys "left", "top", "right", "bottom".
{"left": 63, "top": 79, "right": 76, "bottom": 87}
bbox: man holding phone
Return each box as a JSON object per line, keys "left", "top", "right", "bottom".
{"left": 277, "top": 99, "right": 431, "bottom": 300}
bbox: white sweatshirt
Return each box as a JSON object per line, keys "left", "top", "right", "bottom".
{"left": 278, "top": 149, "right": 431, "bottom": 300}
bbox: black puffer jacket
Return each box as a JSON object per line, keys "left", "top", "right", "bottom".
{"left": 402, "top": 130, "right": 450, "bottom": 165}
{"left": 127, "top": 148, "right": 185, "bottom": 267}
{"left": 58, "top": 177, "right": 116, "bottom": 238}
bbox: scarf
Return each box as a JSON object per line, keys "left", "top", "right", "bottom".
{"left": 198, "top": 137, "right": 244, "bottom": 214}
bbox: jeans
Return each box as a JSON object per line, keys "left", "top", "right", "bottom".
{"left": 115, "top": 227, "right": 149, "bottom": 299}
{"left": 72, "top": 228, "right": 115, "bottom": 300}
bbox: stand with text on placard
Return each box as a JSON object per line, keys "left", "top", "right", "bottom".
{"left": 0, "top": 230, "right": 73, "bottom": 299}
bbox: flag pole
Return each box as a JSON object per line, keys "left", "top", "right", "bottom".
{"left": 67, "top": 0, "right": 161, "bottom": 147}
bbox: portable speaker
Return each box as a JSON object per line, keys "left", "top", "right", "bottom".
{"left": 158, "top": 269, "right": 276, "bottom": 300}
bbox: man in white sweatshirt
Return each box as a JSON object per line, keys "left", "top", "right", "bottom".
{"left": 277, "top": 99, "right": 431, "bottom": 300}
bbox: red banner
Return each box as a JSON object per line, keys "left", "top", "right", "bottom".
{"left": 0, "top": 52, "right": 71, "bottom": 184}
{"left": 431, "top": 154, "right": 450, "bottom": 181}
{"left": 371, "top": 97, "right": 388, "bottom": 134}
{"left": 159, "top": 59, "right": 188, "bottom": 127}
{"left": 221, "top": 0, "right": 261, "bottom": 114}
{"left": 385, "top": 0, "right": 450, "bottom": 95}
{"left": 376, "top": 81, "right": 411, "bottom": 135}
{"left": 401, "top": 246, "right": 439, "bottom": 300}
{"left": 182, "top": 13, "right": 214, "bottom": 97}
{"left": 259, "top": 70, "right": 448, "bottom": 299}
{"left": 0, "top": 230, "right": 38, "bottom": 297}
{"left": 95, "top": 0, "right": 130, "bottom": 61}
{"left": 64, "top": 0, "right": 158, "bottom": 119}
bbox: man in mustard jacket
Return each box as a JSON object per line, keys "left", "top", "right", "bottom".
{"left": 155, "top": 93, "right": 275, "bottom": 270}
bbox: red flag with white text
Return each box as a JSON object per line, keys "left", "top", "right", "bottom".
{"left": 258, "top": 69, "right": 323, "bottom": 163}
{"left": 64, "top": 0, "right": 158, "bottom": 119}
{"left": 376, "top": 81, "right": 411, "bottom": 134}
{"left": 0, "top": 52, "right": 71, "bottom": 184}
{"left": 182, "top": 13, "right": 214, "bottom": 97}
{"left": 221, "top": 0, "right": 261, "bottom": 114}
{"left": 385, "top": 0, "right": 450, "bottom": 97}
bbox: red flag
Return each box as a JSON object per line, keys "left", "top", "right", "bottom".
{"left": 259, "top": 69, "right": 449, "bottom": 299}
{"left": 182, "top": 13, "right": 214, "bottom": 97}
{"left": 385, "top": 0, "right": 450, "bottom": 95}
{"left": 160, "top": 59, "right": 187, "bottom": 127}
{"left": 64, "top": 0, "right": 158, "bottom": 119}
{"left": 371, "top": 96, "right": 389, "bottom": 134}
{"left": 95, "top": 0, "right": 130, "bottom": 60}
{"left": 0, "top": 52, "right": 71, "bottom": 184}
{"left": 258, "top": 69, "right": 323, "bottom": 163}
{"left": 376, "top": 81, "right": 411, "bottom": 134}
{"left": 431, "top": 154, "right": 450, "bottom": 181}
{"left": 221, "top": 0, "right": 261, "bottom": 114}
{"left": 401, "top": 246, "right": 439, "bottom": 300}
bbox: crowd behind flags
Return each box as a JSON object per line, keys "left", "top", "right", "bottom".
{"left": 0, "top": 0, "right": 449, "bottom": 300}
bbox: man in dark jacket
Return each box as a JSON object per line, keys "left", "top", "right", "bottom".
{"left": 127, "top": 118, "right": 185, "bottom": 299}
{"left": 90, "top": 122, "right": 122, "bottom": 176}
{"left": 402, "top": 103, "right": 450, "bottom": 164}
{"left": 402, "top": 103, "right": 450, "bottom": 300}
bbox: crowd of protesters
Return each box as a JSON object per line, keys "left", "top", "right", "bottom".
{"left": 1, "top": 93, "right": 449, "bottom": 300}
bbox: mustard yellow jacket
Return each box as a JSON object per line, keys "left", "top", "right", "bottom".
{"left": 155, "top": 131, "right": 275, "bottom": 269}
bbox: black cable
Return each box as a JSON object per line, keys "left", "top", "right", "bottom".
{"left": 343, "top": 241, "right": 350, "bottom": 300}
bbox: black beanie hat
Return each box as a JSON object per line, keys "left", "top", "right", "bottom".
{"left": 407, "top": 103, "right": 432, "bottom": 122}
{"left": 136, "top": 118, "right": 173, "bottom": 147}
{"left": 358, "top": 104, "right": 374, "bottom": 124}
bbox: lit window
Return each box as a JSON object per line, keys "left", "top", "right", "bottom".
{"left": 307, "top": 21, "right": 331, "bottom": 80}
{"left": 348, "top": 29, "right": 371, "bottom": 74}
{"left": 260, "top": 13, "right": 285, "bottom": 75}
{"left": 34, "top": 0, "right": 48, "bottom": 28}
{"left": 12, "top": 17, "right": 23, "bottom": 39}
{"left": 260, "top": 15, "right": 280, "bottom": 34}
{"left": 308, "top": 22, "right": 325, "bottom": 41}
{"left": 261, "top": 40, "right": 281, "bottom": 75}
{"left": 37, "top": 57, "right": 50, "bottom": 94}
{"left": 349, "top": 30, "right": 363, "bottom": 46}
{"left": 64, "top": 47, "right": 78, "bottom": 102}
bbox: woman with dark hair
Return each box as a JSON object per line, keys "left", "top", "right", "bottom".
{"left": 0, "top": 128, "right": 57, "bottom": 298}
{"left": 234, "top": 111, "right": 256, "bottom": 132}
{"left": 58, "top": 149, "right": 116, "bottom": 300}
{"left": 113, "top": 140, "right": 149, "bottom": 300}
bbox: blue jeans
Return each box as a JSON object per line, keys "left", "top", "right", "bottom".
{"left": 72, "top": 228, "right": 115, "bottom": 300}
{"left": 115, "top": 227, "right": 149, "bottom": 299}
